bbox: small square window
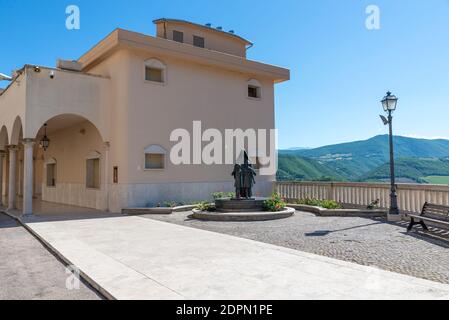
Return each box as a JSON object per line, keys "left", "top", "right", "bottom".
{"left": 145, "top": 153, "right": 165, "bottom": 170}
{"left": 173, "top": 30, "right": 184, "bottom": 43}
{"left": 193, "top": 36, "right": 205, "bottom": 48}
{"left": 248, "top": 85, "right": 261, "bottom": 99}
{"left": 86, "top": 158, "right": 100, "bottom": 189}
{"left": 145, "top": 67, "right": 163, "bottom": 83}
{"left": 46, "top": 163, "right": 56, "bottom": 187}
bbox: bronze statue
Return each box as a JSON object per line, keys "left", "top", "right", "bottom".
{"left": 231, "top": 164, "right": 242, "bottom": 199}
{"left": 231, "top": 151, "right": 257, "bottom": 199}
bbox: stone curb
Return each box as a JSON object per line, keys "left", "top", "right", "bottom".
{"left": 192, "top": 207, "right": 295, "bottom": 222}
{"left": 0, "top": 210, "right": 114, "bottom": 300}
{"left": 122, "top": 204, "right": 198, "bottom": 215}
{"left": 288, "top": 204, "right": 388, "bottom": 218}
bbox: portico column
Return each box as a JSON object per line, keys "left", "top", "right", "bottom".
{"left": 103, "top": 142, "right": 110, "bottom": 212}
{"left": 7, "top": 145, "right": 17, "bottom": 210}
{"left": 22, "top": 139, "right": 35, "bottom": 216}
{"left": 0, "top": 151, "right": 5, "bottom": 207}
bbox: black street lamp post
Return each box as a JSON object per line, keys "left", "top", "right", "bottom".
{"left": 380, "top": 92, "right": 400, "bottom": 216}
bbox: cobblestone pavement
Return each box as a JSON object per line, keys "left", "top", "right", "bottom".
{"left": 0, "top": 213, "right": 102, "bottom": 300}
{"left": 143, "top": 211, "right": 449, "bottom": 284}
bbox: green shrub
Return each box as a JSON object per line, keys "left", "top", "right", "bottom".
{"left": 162, "top": 201, "right": 178, "bottom": 208}
{"left": 295, "top": 198, "right": 342, "bottom": 209}
{"left": 264, "top": 193, "right": 287, "bottom": 212}
{"left": 188, "top": 201, "right": 205, "bottom": 206}
{"left": 212, "top": 192, "right": 235, "bottom": 200}
{"left": 367, "top": 199, "right": 380, "bottom": 210}
{"left": 195, "top": 202, "right": 216, "bottom": 212}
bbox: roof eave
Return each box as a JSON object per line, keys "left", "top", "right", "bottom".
{"left": 153, "top": 18, "right": 253, "bottom": 46}
{"left": 79, "top": 29, "right": 289, "bottom": 82}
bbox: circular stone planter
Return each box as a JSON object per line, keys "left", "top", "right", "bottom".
{"left": 215, "top": 198, "right": 267, "bottom": 213}
{"left": 191, "top": 207, "right": 295, "bottom": 222}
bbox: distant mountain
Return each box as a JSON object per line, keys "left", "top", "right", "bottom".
{"left": 277, "top": 154, "right": 344, "bottom": 181}
{"left": 278, "top": 135, "right": 449, "bottom": 182}
{"left": 361, "top": 158, "right": 449, "bottom": 183}
{"left": 285, "top": 147, "right": 311, "bottom": 151}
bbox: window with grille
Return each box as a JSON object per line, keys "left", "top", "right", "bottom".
{"left": 193, "top": 36, "right": 205, "bottom": 48}
{"left": 173, "top": 30, "right": 184, "bottom": 43}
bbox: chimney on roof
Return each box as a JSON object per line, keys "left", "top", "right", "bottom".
{"left": 216, "top": 26, "right": 222, "bottom": 30}
{"left": 205, "top": 23, "right": 212, "bottom": 27}
{"left": 229, "top": 30, "right": 235, "bottom": 34}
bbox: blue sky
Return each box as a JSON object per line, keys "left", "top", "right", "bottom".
{"left": 1, "top": 0, "right": 448, "bottom": 149}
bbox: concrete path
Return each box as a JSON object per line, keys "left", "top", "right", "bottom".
{"left": 23, "top": 215, "right": 449, "bottom": 300}
{"left": 0, "top": 213, "right": 101, "bottom": 300}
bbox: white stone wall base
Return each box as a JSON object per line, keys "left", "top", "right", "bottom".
{"left": 42, "top": 181, "right": 273, "bottom": 213}
{"left": 42, "top": 183, "right": 106, "bottom": 211}
{"left": 108, "top": 181, "right": 274, "bottom": 213}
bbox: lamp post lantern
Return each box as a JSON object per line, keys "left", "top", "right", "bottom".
{"left": 39, "top": 123, "right": 50, "bottom": 151}
{"left": 380, "top": 91, "right": 400, "bottom": 219}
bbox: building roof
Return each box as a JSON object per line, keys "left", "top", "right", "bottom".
{"left": 153, "top": 18, "right": 253, "bottom": 46}
{"left": 78, "top": 29, "right": 289, "bottom": 83}
{"left": 0, "top": 65, "right": 108, "bottom": 98}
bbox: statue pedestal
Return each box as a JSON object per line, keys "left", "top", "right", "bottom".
{"left": 193, "top": 197, "right": 295, "bottom": 222}
{"left": 215, "top": 198, "right": 267, "bottom": 213}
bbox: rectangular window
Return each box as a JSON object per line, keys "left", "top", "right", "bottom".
{"left": 145, "top": 153, "right": 165, "bottom": 170}
{"left": 145, "top": 67, "right": 163, "bottom": 83}
{"left": 193, "top": 36, "right": 205, "bottom": 48}
{"left": 173, "top": 30, "right": 184, "bottom": 43}
{"left": 46, "top": 163, "right": 56, "bottom": 187}
{"left": 86, "top": 158, "right": 100, "bottom": 189}
{"left": 248, "top": 86, "right": 260, "bottom": 99}
{"left": 113, "top": 166, "right": 118, "bottom": 184}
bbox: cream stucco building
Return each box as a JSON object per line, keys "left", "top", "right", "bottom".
{"left": 0, "top": 19, "right": 289, "bottom": 215}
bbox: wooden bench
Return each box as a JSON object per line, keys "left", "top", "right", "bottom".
{"left": 407, "top": 202, "right": 449, "bottom": 232}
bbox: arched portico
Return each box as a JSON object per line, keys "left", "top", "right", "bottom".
{"left": 10, "top": 116, "right": 24, "bottom": 146}
{"left": 28, "top": 112, "right": 109, "bottom": 144}
{"left": 0, "top": 65, "right": 111, "bottom": 216}
{"left": 0, "top": 113, "right": 110, "bottom": 216}
{"left": 0, "top": 125, "right": 8, "bottom": 150}
{"left": 3, "top": 117, "right": 23, "bottom": 211}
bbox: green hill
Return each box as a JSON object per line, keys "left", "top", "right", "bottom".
{"left": 361, "top": 158, "right": 449, "bottom": 183}
{"left": 286, "top": 135, "right": 449, "bottom": 159}
{"left": 277, "top": 154, "right": 344, "bottom": 181}
{"left": 278, "top": 135, "right": 449, "bottom": 182}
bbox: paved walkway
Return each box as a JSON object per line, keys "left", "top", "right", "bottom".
{"left": 147, "top": 211, "right": 449, "bottom": 284}
{"left": 0, "top": 213, "right": 101, "bottom": 300}
{"left": 21, "top": 214, "right": 449, "bottom": 300}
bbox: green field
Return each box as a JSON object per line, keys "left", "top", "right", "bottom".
{"left": 422, "top": 176, "right": 449, "bottom": 185}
